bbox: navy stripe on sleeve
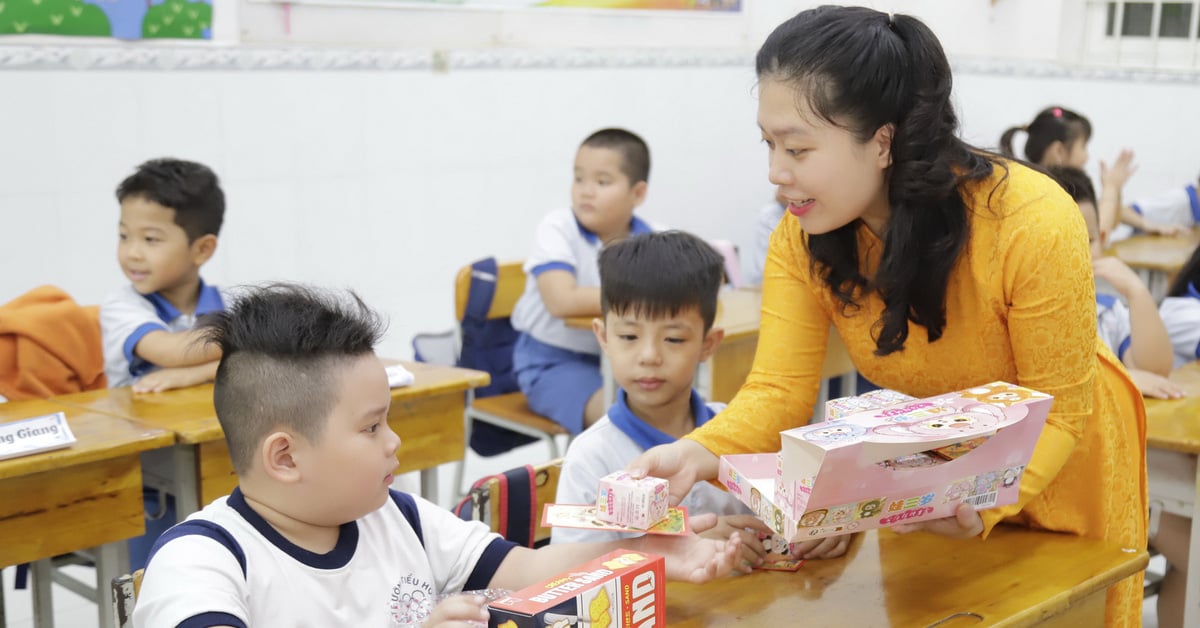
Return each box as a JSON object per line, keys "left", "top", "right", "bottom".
{"left": 178, "top": 611, "right": 248, "bottom": 628}
{"left": 148, "top": 520, "right": 247, "bottom": 578}
{"left": 390, "top": 490, "right": 424, "bottom": 548}
{"left": 1118, "top": 336, "right": 1132, "bottom": 362}
{"left": 464, "top": 537, "right": 519, "bottom": 591}
{"left": 531, "top": 261, "right": 575, "bottom": 276}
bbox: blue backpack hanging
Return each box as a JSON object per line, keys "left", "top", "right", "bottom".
{"left": 456, "top": 257, "right": 538, "bottom": 455}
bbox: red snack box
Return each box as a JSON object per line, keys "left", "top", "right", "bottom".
{"left": 487, "top": 550, "right": 664, "bottom": 628}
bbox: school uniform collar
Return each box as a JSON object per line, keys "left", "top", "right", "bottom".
{"left": 1096, "top": 293, "right": 1118, "bottom": 310}
{"left": 574, "top": 215, "right": 653, "bottom": 245}
{"left": 606, "top": 388, "right": 716, "bottom": 451}
{"left": 1188, "top": 282, "right": 1200, "bottom": 301}
{"left": 228, "top": 487, "right": 359, "bottom": 570}
{"left": 142, "top": 278, "right": 225, "bottom": 323}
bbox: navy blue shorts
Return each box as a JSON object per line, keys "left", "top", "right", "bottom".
{"left": 512, "top": 333, "right": 602, "bottom": 435}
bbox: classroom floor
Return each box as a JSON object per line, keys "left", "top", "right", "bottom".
{"left": 0, "top": 441, "right": 1168, "bottom": 628}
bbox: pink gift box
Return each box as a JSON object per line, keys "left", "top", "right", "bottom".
{"left": 595, "top": 471, "right": 670, "bottom": 530}
{"left": 719, "top": 382, "right": 1052, "bottom": 541}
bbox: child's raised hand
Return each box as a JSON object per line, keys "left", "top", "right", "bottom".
{"left": 1100, "top": 148, "right": 1138, "bottom": 190}
{"left": 699, "top": 514, "right": 770, "bottom": 573}
{"left": 789, "top": 533, "right": 854, "bottom": 560}
{"left": 1129, "top": 368, "right": 1186, "bottom": 400}
{"left": 1092, "top": 256, "right": 1146, "bottom": 298}
{"left": 890, "top": 502, "right": 983, "bottom": 539}
{"left": 421, "top": 594, "right": 489, "bottom": 628}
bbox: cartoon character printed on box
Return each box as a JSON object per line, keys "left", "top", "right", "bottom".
{"left": 858, "top": 498, "right": 885, "bottom": 519}
{"left": 973, "top": 471, "right": 1000, "bottom": 495}
{"left": 826, "top": 503, "right": 855, "bottom": 525}
{"left": 869, "top": 403, "right": 1014, "bottom": 441}
{"left": 798, "top": 508, "right": 827, "bottom": 528}
{"left": 773, "top": 506, "right": 786, "bottom": 534}
{"left": 944, "top": 478, "right": 973, "bottom": 503}
{"left": 960, "top": 383, "right": 1051, "bottom": 408}
{"left": 796, "top": 421, "right": 868, "bottom": 444}
{"left": 1002, "top": 466, "right": 1024, "bottom": 488}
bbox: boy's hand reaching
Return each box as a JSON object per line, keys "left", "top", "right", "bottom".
{"left": 1140, "top": 220, "right": 1190, "bottom": 237}
{"left": 890, "top": 502, "right": 983, "bottom": 539}
{"left": 421, "top": 594, "right": 489, "bottom": 628}
{"left": 700, "top": 514, "right": 771, "bottom": 573}
{"left": 132, "top": 363, "right": 215, "bottom": 394}
{"left": 636, "top": 512, "right": 741, "bottom": 583}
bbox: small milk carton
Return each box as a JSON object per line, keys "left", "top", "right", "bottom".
{"left": 487, "top": 550, "right": 664, "bottom": 628}
{"left": 719, "top": 382, "right": 1052, "bottom": 541}
{"left": 595, "top": 471, "right": 669, "bottom": 530}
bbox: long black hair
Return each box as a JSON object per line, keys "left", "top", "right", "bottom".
{"left": 756, "top": 6, "right": 994, "bottom": 355}
{"left": 1168, "top": 244, "right": 1200, "bottom": 298}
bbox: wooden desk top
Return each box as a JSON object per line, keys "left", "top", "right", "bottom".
{"left": 1145, "top": 361, "right": 1200, "bottom": 453}
{"left": 565, "top": 289, "right": 763, "bottom": 342}
{"left": 0, "top": 398, "right": 173, "bottom": 480}
{"left": 666, "top": 526, "right": 1146, "bottom": 627}
{"left": 53, "top": 361, "right": 490, "bottom": 445}
{"left": 1106, "top": 229, "right": 1200, "bottom": 274}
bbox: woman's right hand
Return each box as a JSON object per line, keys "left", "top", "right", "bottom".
{"left": 626, "top": 439, "right": 720, "bottom": 506}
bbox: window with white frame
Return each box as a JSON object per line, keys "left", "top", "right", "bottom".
{"left": 1082, "top": 0, "right": 1200, "bottom": 68}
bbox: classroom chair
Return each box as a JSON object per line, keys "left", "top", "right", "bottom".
{"left": 459, "top": 459, "right": 562, "bottom": 548}
{"left": 450, "top": 259, "right": 571, "bottom": 495}
{"left": 111, "top": 568, "right": 144, "bottom": 628}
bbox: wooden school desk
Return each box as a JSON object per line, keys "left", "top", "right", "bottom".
{"left": 566, "top": 288, "right": 856, "bottom": 405}
{"left": 666, "top": 525, "right": 1147, "bottom": 626}
{"left": 1106, "top": 228, "right": 1200, "bottom": 300}
{"left": 53, "top": 361, "right": 488, "bottom": 517}
{"left": 1144, "top": 360, "right": 1200, "bottom": 627}
{"left": 0, "top": 398, "right": 174, "bottom": 628}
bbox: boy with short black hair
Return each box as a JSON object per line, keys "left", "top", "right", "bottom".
{"left": 133, "top": 283, "right": 739, "bottom": 628}
{"left": 1046, "top": 165, "right": 1182, "bottom": 399}
{"left": 512, "top": 128, "right": 660, "bottom": 435}
{"left": 552, "top": 231, "right": 770, "bottom": 570}
{"left": 101, "top": 157, "right": 231, "bottom": 394}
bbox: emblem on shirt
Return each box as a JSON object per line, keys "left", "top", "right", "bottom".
{"left": 389, "top": 574, "right": 435, "bottom": 624}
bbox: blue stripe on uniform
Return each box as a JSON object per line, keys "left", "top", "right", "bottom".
{"left": 531, "top": 261, "right": 575, "bottom": 276}
{"left": 147, "top": 520, "right": 247, "bottom": 577}
{"left": 389, "top": 490, "right": 424, "bottom": 548}
{"left": 178, "top": 612, "right": 248, "bottom": 628}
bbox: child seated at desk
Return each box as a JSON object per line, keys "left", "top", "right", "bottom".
{"left": 1126, "top": 171, "right": 1199, "bottom": 234}
{"left": 1160, "top": 243, "right": 1200, "bottom": 369}
{"left": 133, "top": 284, "right": 740, "bottom": 628}
{"left": 552, "top": 231, "right": 771, "bottom": 569}
{"left": 512, "top": 128, "right": 661, "bottom": 435}
{"left": 1047, "top": 166, "right": 1183, "bottom": 400}
{"left": 99, "top": 158, "right": 237, "bottom": 569}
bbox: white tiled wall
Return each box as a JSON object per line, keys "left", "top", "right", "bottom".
{"left": 2, "top": 61, "right": 1198, "bottom": 359}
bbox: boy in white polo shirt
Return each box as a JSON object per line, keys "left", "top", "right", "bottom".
{"left": 100, "top": 158, "right": 238, "bottom": 570}
{"left": 512, "top": 128, "right": 659, "bottom": 435}
{"left": 101, "top": 158, "right": 234, "bottom": 393}
{"left": 133, "top": 284, "right": 741, "bottom": 628}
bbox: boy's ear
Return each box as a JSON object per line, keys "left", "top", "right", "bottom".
{"left": 261, "top": 430, "right": 302, "bottom": 484}
{"left": 699, "top": 327, "right": 725, "bottom": 362}
{"left": 630, "top": 180, "right": 648, "bottom": 207}
{"left": 592, "top": 317, "right": 608, "bottom": 353}
{"left": 190, "top": 234, "right": 218, "bottom": 266}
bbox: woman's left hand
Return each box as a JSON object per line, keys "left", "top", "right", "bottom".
{"left": 890, "top": 502, "right": 983, "bottom": 539}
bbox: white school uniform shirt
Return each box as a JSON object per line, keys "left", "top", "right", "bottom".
{"left": 1159, "top": 284, "right": 1200, "bottom": 368}
{"left": 511, "top": 208, "right": 657, "bottom": 354}
{"left": 1131, "top": 183, "right": 1200, "bottom": 228}
{"left": 747, "top": 201, "right": 786, "bottom": 286}
{"left": 550, "top": 389, "right": 751, "bottom": 544}
{"left": 100, "top": 279, "right": 235, "bottom": 388}
{"left": 1096, "top": 293, "right": 1133, "bottom": 363}
{"left": 133, "top": 488, "right": 515, "bottom": 628}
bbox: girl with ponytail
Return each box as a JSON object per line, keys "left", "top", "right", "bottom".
{"left": 1002, "top": 106, "right": 1181, "bottom": 236}
{"left": 628, "top": 7, "right": 1146, "bottom": 625}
